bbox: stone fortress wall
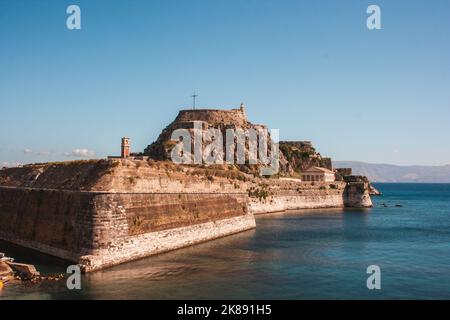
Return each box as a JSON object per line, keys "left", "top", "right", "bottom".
{"left": 0, "top": 160, "right": 255, "bottom": 271}
{"left": 0, "top": 158, "right": 371, "bottom": 271}
{"left": 175, "top": 107, "right": 248, "bottom": 127}
{"left": 0, "top": 107, "right": 373, "bottom": 272}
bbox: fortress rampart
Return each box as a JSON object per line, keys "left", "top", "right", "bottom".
{"left": 0, "top": 160, "right": 255, "bottom": 271}
{"left": 0, "top": 187, "right": 252, "bottom": 272}
{"left": 0, "top": 107, "right": 374, "bottom": 272}
{"left": 0, "top": 159, "right": 371, "bottom": 271}
{"left": 175, "top": 107, "right": 248, "bottom": 127}
{"left": 247, "top": 179, "right": 370, "bottom": 214}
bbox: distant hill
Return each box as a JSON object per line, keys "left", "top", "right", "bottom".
{"left": 334, "top": 161, "right": 450, "bottom": 183}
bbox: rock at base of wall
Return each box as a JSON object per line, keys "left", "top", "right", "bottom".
{"left": 6, "top": 262, "right": 40, "bottom": 279}
{"left": 369, "top": 184, "right": 382, "bottom": 196}
{"left": 0, "top": 261, "right": 14, "bottom": 278}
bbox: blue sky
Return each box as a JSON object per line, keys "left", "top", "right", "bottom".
{"left": 0, "top": 0, "right": 449, "bottom": 166}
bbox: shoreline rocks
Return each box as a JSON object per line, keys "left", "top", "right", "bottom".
{"left": 0, "top": 261, "right": 14, "bottom": 277}
{"left": 0, "top": 254, "right": 63, "bottom": 286}
{"left": 369, "top": 184, "right": 382, "bottom": 196}
{"left": 6, "top": 262, "right": 40, "bottom": 280}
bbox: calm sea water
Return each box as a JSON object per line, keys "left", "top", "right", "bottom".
{"left": 1, "top": 183, "right": 450, "bottom": 300}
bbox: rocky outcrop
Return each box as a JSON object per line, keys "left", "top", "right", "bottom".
{"left": 0, "top": 261, "right": 13, "bottom": 278}
{"left": 369, "top": 184, "right": 382, "bottom": 196}
{"left": 279, "top": 141, "right": 333, "bottom": 173}
{"left": 144, "top": 107, "right": 293, "bottom": 176}
{"left": 144, "top": 108, "right": 250, "bottom": 160}
{"left": 6, "top": 262, "right": 40, "bottom": 280}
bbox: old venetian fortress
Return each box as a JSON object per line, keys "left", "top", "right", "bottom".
{"left": 0, "top": 106, "right": 373, "bottom": 272}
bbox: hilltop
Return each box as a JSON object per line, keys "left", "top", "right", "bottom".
{"left": 143, "top": 106, "right": 338, "bottom": 177}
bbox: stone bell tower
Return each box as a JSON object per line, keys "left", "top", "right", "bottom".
{"left": 121, "top": 137, "right": 130, "bottom": 158}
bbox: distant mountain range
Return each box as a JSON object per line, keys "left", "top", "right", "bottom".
{"left": 334, "top": 161, "right": 450, "bottom": 183}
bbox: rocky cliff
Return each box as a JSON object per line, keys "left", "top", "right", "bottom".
{"left": 279, "top": 141, "right": 333, "bottom": 174}
{"left": 144, "top": 107, "right": 293, "bottom": 176}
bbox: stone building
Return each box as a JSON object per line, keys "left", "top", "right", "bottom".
{"left": 301, "top": 166, "right": 336, "bottom": 182}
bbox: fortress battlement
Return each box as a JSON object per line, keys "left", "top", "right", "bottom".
{"left": 174, "top": 106, "right": 247, "bottom": 126}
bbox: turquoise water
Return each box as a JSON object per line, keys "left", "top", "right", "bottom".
{"left": 1, "top": 183, "right": 450, "bottom": 299}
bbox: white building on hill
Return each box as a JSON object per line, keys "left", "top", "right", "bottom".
{"left": 301, "top": 166, "right": 335, "bottom": 182}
